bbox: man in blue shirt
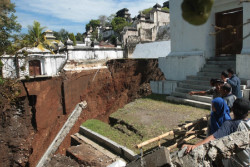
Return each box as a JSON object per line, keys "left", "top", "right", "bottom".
{"left": 225, "top": 68, "right": 242, "bottom": 98}
{"left": 183, "top": 98, "right": 250, "bottom": 166}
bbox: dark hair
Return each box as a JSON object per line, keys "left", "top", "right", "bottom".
{"left": 232, "top": 98, "right": 250, "bottom": 120}
{"left": 222, "top": 83, "right": 231, "bottom": 92}
{"left": 221, "top": 71, "right": 229, "bottom": 78}
{"left": 215, "top": 79, "right": 224, "bottom": 84}
{"left": 227, "top": 68, "right": 235, "bottom": 74}
{"left": 210, "top": 78, "right": 217, "bottom": 87}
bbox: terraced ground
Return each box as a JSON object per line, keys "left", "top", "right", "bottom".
{"left": 82, "top": 94, "right": 210, "bottom": 153}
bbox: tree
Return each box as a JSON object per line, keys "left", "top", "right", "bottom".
{"left": 111, "top": 17, "right": 131, "bottom": 34}
{"left": 98, "top": 15, "right": 107, "bottom": 27}
{"left": 75, "top": 33, "right": 83, "bottom": 41}
{"left": 0, "top": 0, "right": 21, "bottom": 55}
{"left": 141, "top": 7, "right": 153, "bottom": 15}
{"left": 68, "top": 33, "right": 76, "bottom": 46}
{"left": 53, "top": 29, "right": 69, "bottom": 43}
{"left": 106, "top": 14, "right": 116, "bottom": 26}
{"left": 85, "top": 19, "right": 100, "bottom": 32}
{"left": 27, "top": 21, "right": 46, "bottom": 46}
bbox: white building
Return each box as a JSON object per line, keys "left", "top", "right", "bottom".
{"left": 159, "top": 0, "right": 250, "bottom": 81}
{"left": 1, "top": 47, "right": 66, "bottom": 79}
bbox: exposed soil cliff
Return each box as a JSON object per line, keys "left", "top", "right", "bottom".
{"left": 0, "top": 59, "right": 165, "bottom": 166}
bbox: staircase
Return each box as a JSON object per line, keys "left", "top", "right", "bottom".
{"left": 166, "top": 56, "right": 237, "bottom": 110}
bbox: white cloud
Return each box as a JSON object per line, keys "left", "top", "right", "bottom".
{"left": 13, "top": 0, "right": 168, "bottom": 33}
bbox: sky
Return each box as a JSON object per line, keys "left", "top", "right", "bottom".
{"left": 12, "top": 0, "right": 168, "bottom": 34}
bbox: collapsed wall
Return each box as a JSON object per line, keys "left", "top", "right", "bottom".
{"left": 0, "top": 59, "right": 165, "bottom": 167}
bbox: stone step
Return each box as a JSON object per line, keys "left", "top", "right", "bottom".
{"left": 203, "top": 64, "right": 236, "bottom": 69}
{"left": 208, "top": 56, "right": 236, "bottom": 61}
{"left": 187, "top": 75, "right": 212, "bottom": 81}
{"left": 183, "top": 80, "right": 210, "bottom": 86}
{"left": 178, "top": 82, "right": 210, "bottom": 91}
{"left": 207, "top": 60, "right": 236, "bottom": 65}
{"left": 171, "top": 92, "right": 212, "bottom": 103}
{"left": 197, "top": 71, "right": 221, "bottom": 78}
{"left": 166, "top": 96, "right": 211, "bottom": 110}
{"left": 201, "top": 67, "right": 231, "bottom": 73}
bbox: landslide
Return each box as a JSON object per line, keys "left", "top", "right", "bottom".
{"left": 0, "top": 80, "right": 35, "bottom": 167}
{"left": 0, "top": 59, "right": 165, "bottom": 167}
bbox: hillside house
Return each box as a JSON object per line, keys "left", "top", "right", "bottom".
{"left": 122, "top": 3, "right": 170, "bottom": 58}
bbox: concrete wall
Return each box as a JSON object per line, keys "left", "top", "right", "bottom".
{"left": 132, "top": 41, "right": 171, "bottom": 58}
{"left": 236, "top": 54, "right": 250, "bottom": 79}
{"left": 159, "top": 53, "right": 205, "bottom": 81}
{"left": 67, "top": 48, "right": 123, "bottom": 61}
{"left": 242, "top": 2, "right": 250, "bottom": 54}
{"left": 1, "top": 54, "right": 66, "bottom": 78}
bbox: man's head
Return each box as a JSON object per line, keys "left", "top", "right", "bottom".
{"left": 210, "top": 78, "right": 217, "bottom": 87}
{"left": 215, "top": 79, "right": 224, "bottom": 91}
{"left": 220, "top": 83, "right": 232, "bottom": 96}
{"left": 232, "top": 98, "right": 250, "bottom": 120}
{"left": 221, "top": 71, "right": 229, "bottom": 81}
{"left": 227, "top": 68, "right": 234, "bottom": 78}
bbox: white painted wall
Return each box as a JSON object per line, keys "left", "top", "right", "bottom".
{"left": 1, "top": 54, "right": 66, "bottom": 78}
{"left": 170, "top": 0, "right": 243, "bottom": 58}
{"left": 67, "top": 48, "right": 123, "bottom": 60}
{"left": 159, "top": 53, "right": 205, "bottom": 81}
{"left": 161, "top": 0, "right": 248, "bottom": 81}
{"left": 242, "top": 2, "right": 250, "bottom": 54}
{"left": 132, "top": 41, "right": 171, "bottom": 58}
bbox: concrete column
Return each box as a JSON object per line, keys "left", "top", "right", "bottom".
{"left": 241, "top": 2, "right": 250, "bottom": 54}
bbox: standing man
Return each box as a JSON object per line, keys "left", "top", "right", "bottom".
{"left": 223, "top": 68, "right": 242, "bottom": 98}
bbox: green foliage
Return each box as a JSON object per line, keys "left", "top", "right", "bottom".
{"left": 110, "top": 35, "right": 117, "bottom": 45}
{"left": 0, "top": 0, "right": 21, "bottom": 55}
{"left": 90, "top": 30, "right": 98, "bottom": 42}
{"left": 0, "top": 59, "right": 3, "bottom": 67}
{"left": 75, "top": 33, "right": 83, "bottom": 41}
{"left": 27, "top": 21, "right": 46, "bottom": 46}
{"left": 141, "top": 7, "right": 153, "bottom": 15}
{"left": 53, "top": 29, "right": 69, "bottom": 43}
{"left": 85, "top": 19, "right": 100, "bottom": 32}
{"left": 20, "top": 66, "right": 26, "bottom": 71}
{"left": 111, "top": 17, "right": 131, "bottom": 34}
{"left": 162, "top": 7, "right": 169, "bottom": 12}
{"left": 0, "top": 77, "right": 4, "bottom": 85}
{"left": 24, "top": 75, "right": 30, "bottom": 80}
{"left": 68, "top": 33, "right": 76, "bottom": 46}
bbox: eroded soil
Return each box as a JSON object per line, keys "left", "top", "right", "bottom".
{"left": 0, "top": 59, "right": 165, "bottom": 166}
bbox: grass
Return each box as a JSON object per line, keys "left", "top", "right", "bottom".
{"left": 82, "top": 94, "right": 210, "bottom": 153}
{"left": 82, "top": 119, "right": 142, "bottom": 153}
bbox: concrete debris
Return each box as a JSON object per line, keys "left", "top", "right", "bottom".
{"left": 126, "top": 147, "right": 171, "bottom": 167}
{"left": 170, "top": 131, "right": 249, "bottom": 167}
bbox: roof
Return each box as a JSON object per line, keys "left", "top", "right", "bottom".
{"left": 45, "top": 30, "right": 53, "bottom": 33}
